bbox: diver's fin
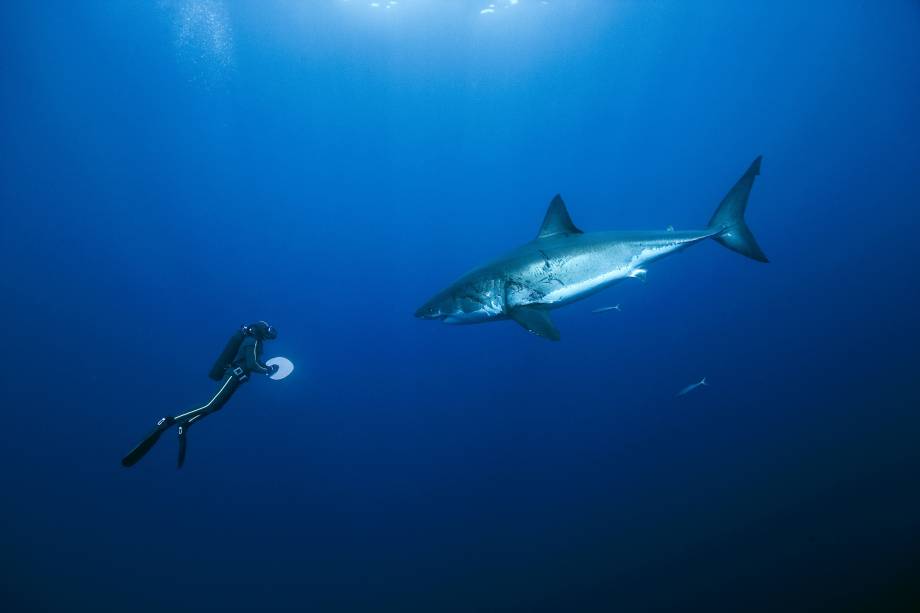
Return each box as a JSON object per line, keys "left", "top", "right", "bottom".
{"left": 121, "top": 417, "right": 174, "bottom": 467}
{"left": 708, "top": 156, "right": 768, "bottom": 262}
{"left": 537, "top": 195, "right": 583, "bottom": 239}
{"left": 509, "top": 306, "right": 561, "bottom": 341}
{"left": 177, "top": 425, "right": 187, "bottom": 469}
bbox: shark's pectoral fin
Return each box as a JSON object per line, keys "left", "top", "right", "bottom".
{"left": 509, "top": 306, "right": 560, "bottom": 341}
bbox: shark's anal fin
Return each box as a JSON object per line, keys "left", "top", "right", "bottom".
{"left": 509, "top": 306, "right": 560, "bottom": 341}
{"left": 537, "top": 195, "right": 583, "bottom": 239}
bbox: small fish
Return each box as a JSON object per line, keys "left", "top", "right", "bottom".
{"left": 592, "top": 304, "right": 622, "bottom": 313}
{"left": 677, "top": 377, "right": 708, "bottom": 397}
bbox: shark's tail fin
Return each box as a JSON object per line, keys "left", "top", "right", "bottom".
{"left": 708, "top": 156, "right": 768, "bottom": 263}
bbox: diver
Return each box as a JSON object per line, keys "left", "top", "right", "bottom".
{"left": 121, "top": 321, "right": 279, "bottom": 469}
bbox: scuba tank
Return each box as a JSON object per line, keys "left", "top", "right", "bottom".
{"left": 208, "top": 326, "right": 249, "bottom": 381}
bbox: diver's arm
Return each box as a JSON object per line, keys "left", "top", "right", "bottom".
{"left": 244, "top": 338, "right": 271, "bottom": 374}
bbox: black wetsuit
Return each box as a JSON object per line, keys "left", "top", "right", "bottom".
{"left": 122, "top": 329, "right": 274, "bottom": 468}
{"left": 171, "top": 335, "right": 272, "bottom": 466}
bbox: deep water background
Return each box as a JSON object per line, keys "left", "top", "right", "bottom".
{"left": 2, "top": 1, "right": 920, "bottom": 611}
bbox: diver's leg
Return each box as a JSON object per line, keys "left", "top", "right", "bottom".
{"left": 122, "top": 372, "right": 242, "bottom": 468}
{"left": 174, "top": 371, "right": 242, "bottom": 423}
{"left": 173, "top": 372, "right": 243, "bottom": 468}
{"left": 176, "top": 415, "right": 201, "bottom": 469}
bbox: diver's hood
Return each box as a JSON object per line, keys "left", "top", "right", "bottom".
{"left": 248, "top": 321, "right": 277, "bottom": 340}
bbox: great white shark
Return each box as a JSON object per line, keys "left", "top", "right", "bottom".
{"left": 416, "top": 157, "right": 768, "bottom": 341}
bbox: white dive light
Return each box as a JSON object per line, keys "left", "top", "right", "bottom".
{"left": 266, "top": 357, "right": 294, "bottom": 381}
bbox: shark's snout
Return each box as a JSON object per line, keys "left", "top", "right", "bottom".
{"left": 416, "top": 280, "right": 506, "bottom": 325}
{"left": 414, "top": 302, "right": 443, "bottom": 320}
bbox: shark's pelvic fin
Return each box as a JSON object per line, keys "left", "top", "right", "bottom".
{"left": 628, "top": 268, "right": 648, "bottom": 283}
{"left": 708, "top": 156, "right": 769, "bottom": 263}
{"left": 509, "top": 306, "right": 561, "bottom": 341}
{"left": 537, "top": 195, "right": 583, "bottom": 239}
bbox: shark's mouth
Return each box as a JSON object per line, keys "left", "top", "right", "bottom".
{"left": 414, "top": 306, "right": 446, "bottom": 320}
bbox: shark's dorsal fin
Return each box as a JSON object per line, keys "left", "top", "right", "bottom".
{"left": 537, "top": 195, "right": 583, "bottom": 239}
{"left": 509, "top": 306, "right": 560, "bottom": 341}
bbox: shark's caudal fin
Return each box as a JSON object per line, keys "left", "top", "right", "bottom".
{"left": 708, "top": 156, "right": 769, "bottom": 263}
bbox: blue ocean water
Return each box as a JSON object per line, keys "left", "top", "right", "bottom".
{"left": 2, "top": 1, "right": 919, "bottom": 610}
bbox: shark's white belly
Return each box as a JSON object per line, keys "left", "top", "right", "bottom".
{"left": 541, "top": 265, "right": 630, "bottom": 304}
{"left": 527, "top": 241, "right": 683, "bottom": 307}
